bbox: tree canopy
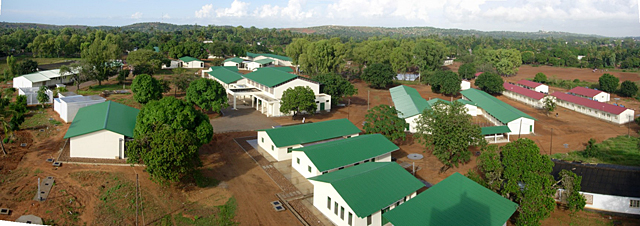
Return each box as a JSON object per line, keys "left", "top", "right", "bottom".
{"left": 486, "top": 49, "right": 522, "bottom": 76}
{"left": 415, "top": 101, "right": 485, "bottom": 171}
{"left": 413, "top": 39, "right": 447, "bottom": 72}
{"left": 279, "top": 86, "right": 317, "bottom": 116}
{"left": 428, "top": 70, "right": 461, "bottom": 95}
{"left": 37, "top": 86, "right": 49, "bottom": 108}
{"left": 185, "top": 78, "right": 228, "bottom": 113}
{"left": 598, "top": 73, "right": 619, "bottom": 93}
{"left": 312, "top": 73, "right": 357, "bottom": 105}
{"left": 533, "top": 72, "right": 547, "bottom": 83}
{"left": 363, "top": 104, "right": 407, "bottom": 142}
{"left": 126, "top": 49, "right": 169, "bottom": 75}
{"left": 127, "top": 97, "right": 213, "bottom": 183}
{"left": 81, "top": 35, "right": 120, "bottom": 85}
{"left": 361, "top": 63, "right": 394, "bottom": 89}
{"left": 619, "top": 80, "right": 638, "bottom": 97}
{"left": 131, "top": 74, "right": 163, "bottom": 104}
{"left": 475, "top": 72, "right": 505, "bottom": 95}
{"left": 458, "top": 63, "right": 476, "bottom": 80}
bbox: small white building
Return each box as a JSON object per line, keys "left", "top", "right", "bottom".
{"left": 455, "top": 99, "right": 479, "bottom": 116}
{"left": 222, "top": 58, "right": 246, "bottom": 70}
{"left": 64, "top": 101, "right": 139, "bottom": 159}
{"left": 291, "top": 134, "right": 397, "bottom": 178}
{"left": 244, "top": 52, "right": 294, "bottom": 67}
{"left": 309, "top": 162, "right": 424, "bottom": 226}
{"left": 461, "top": 88, "right": 537, "bottom": 135}
{"left": 17, "top": 87, "right": 53, "bottom": 105}
{"left": 551, "top": 92, "right": 634, "bottom": 124}
{"left": 178, "top": 56, "right": 204, "bottom": 68}
{"left": 461, "top": 80, "right": 471, "bottom": 90}
{"left": 54, "top": 95, "right": 106, "bottom": 123}
{"left": 552, "top": 160, "right": 640, "bottom": 215}
{"left": 389, "top": 85, "right": 432, "bottom": 133}
{"left": 257, "top": 118, "right": 361, "bottom": 161}
{"left": 247, "top": 59, "right": 274, "bottom": 71}
{"left": 161, "top": 60, "right": 180, "bottom": 69}
{"left": 503, "top": 82, "right": 550, "bottom": 109}
{"left": 383, "top": 172, "right": 518, "bottom": 226}
{"left": 568, "top": 86, "right": 610, "bottom": 102}
{"left": 516, "top": 79, "right": 549, "bottom": 93}
{"left": 13, "top": 69, "right": 73, "bottom": 88}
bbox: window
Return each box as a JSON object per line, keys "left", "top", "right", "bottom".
{"left": 339, "top": 167, "right": 344, "bottom": 170}
{"left": 271, "top": 145, "right": 274, "bottom": 151}
{"left": 262, "top": 138, "right": 264, "bottom": 143}
{"left": 354, "top": 163, "right": 359, "bottom": 166}
{"left": 308, "top": 166, "right": 312, "bottom": 173}
{"left": 631, "top": 199, "right": 640, "bottom": 208}
{"left": 371, "top": 158, "right": 376, "bottom": 162}
{"left": 348, "top": 212, "right": 353, "bottom": 225}
{"left": 367, "top": 215, "right": 372, "bottom": 225}
{"left": 326, "top": 100, "right": 330, "bottom": 102}
{"left": 327, "top": 197, "right": 332, "bottom": 209}
{"left": 364, "top": 160, "right": 369, "bottom": 163}
{"left": 297, "top": 158, "right": 300, "bottom": 164}
{"left": 287, "top": 147, "right": 293, "bottom": 153}
{"left": 340, "top": 207, "right": 345, "bottom": 220}
{"left": 334, "top": 203, "right": 338, "bottom": 215}
{"left": 316, "top": 101, "right": 319, "bottom": 103}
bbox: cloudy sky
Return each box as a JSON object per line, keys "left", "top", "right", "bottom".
{"left": 1, "top": 0, "right": 638, "bottom": 37}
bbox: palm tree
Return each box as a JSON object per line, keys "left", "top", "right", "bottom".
{"left": 0, "top": 89, "right": 16, "bottom": 156}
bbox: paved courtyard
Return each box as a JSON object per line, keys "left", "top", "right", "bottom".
{"left": 211, "top": 107, "right": 280, "bottom": 133}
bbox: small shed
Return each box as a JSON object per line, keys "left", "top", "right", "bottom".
{"left": 64, "top": 101, "right": 139, "bottom": 159}
{"left": 461, "top": 80, "right": 471, "bottom": 90}
{"left": 161, "top": 60, "right": 180, "bottom": 69}
{"left": 247, "top": 59, "right": 274, "bottom": 71}
{"left": 17, "top": 87, "right": 53, "bottom": 105}
{"left": 179, "top": 56, "right": 204, "bottom": 68}
{"left": 54, "top": 95, "right": 106, "bottom": 123}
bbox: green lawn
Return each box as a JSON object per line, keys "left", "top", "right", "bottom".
{"left": 0, "top": 56, "right": 81, "bottom": 72}
{"left": 77, "top": 83, "right": 127, "bottom": 95}
{"left": 551, "top": 135, "right": 640, "bottom": 166}
{"left": 172, "top": 197, "right": 237, "bottom": 226}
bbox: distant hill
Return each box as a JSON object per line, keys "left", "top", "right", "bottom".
{"left": 283, "top": 25, "right": 606, "bottom": 40}
{"left": 0, "top": 22, "right": 222, "bottom": 32}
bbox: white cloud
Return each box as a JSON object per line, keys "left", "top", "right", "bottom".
{"left": 162, "top": 13, "right": 171, "bottom": 19}
{"left": 254, "top": 0, "right": 313, "bottom": 20}
{"left": 195, "top": 4, "right": 213, "bottom": 18}
{"left": 196, "top": 0, "right": 250, "bottom": 18}
{"left": 481, "top": 0, "right": 637, "bottom": 22}
{"left": 131, "top": 12, "right": 142, "bottom": 19}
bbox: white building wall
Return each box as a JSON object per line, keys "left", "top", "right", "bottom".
{"left": 182, "top": 60, "right": 204, "bottom": 68}
{"left": 463, "top": 104, "right": 478, "bottom": 116}
{"left": 555, "top": 99, "right": 634, "bottom": 124}
{"left": 223, "top": 61, "right": 240, "bottom": 68}
{"left": 461, "top": 81, "right": 471, "bottom": 90}
{"left": 257, "top": 131, "right": 302, "bottom": 161}
{"left": 292, "top": 151, "right": 321, "bottom": 178}
{"left": 534, "top": 85, "right": 549, "bottom": 93}
{"left": 593, "top": 92, "right": 610, "bottom": 102}
{"left": 506, "top": 117, "right": 535, "bottom": 135}
{"left": 274, "top": 78, "right": 320, "bottom": 99}
{"left": 310, "top": 181, "right": 417, "bottom": 226}
{"left": 12, "top": 77, "right": 33, "bottom": 88}
{"left": 70, "top": 130, "right": 125, "bottom": 159}
{"left": 556, "top": 189, "right": 640, "bottom": 215}
{"left": 56, "top": 100, "right": 107, "bottom": 123}
{"left": 18, "top": 88, "right": 53, "bottom": 105}
{"left": 405, "top": 115, "right": 420, "bottom": 133}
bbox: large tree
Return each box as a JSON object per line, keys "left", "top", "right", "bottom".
{"left": 279, "top": 86, "right": 317, "bottom": 116}
{"left": 16, "top": 59, "right": 38, "bottom": 75}
{"left": 37, "top": 86, "right": 49, "bottom": 108}
{"left": 429, "top": 70, "right": 461, "bottom": 95}
{"left": 126, "top": 49, "right": 169, "bottom": 75}
{"left": 458, "top": 63, "right": 476, "bottom": 80}
{"left": 81, "top": 36, "right": 120, "bottom": 85}
{"left": 0, "top": 89, "right": 26, "bottom": 155}
{"left": 533, "top": 72, "right": 547, "bottom": 83}
{"left": 415, "top": 101, "right": 485, "bottom": 171}
{"left": 59, "top": 62, "right": 91, "bottom": 91}
{"left": 469, "top": 139, "right": 585, "bottom": 226}
{"left": 598, "top": 73, "right": 619, "bottom": 93}
{"left": 486, "top": 49, "right": 522, "bottom": 76}
{"left": 185, "top": 78, "right": 228, "bottom": 113}
{"left": 361, "top": 63, "right": 394, "bottom": 89}
{"left": 127, "top": 97, "right": 213, "bottom": 183}
{"left": 475, "top": 72, "right": 505, "bottom": 94}
{"left": 412, "top": 39, "right": 447, "bottom": 72}
{"left": 363, "top": 104, "right": 407, "bottom": 142}
{"left": 131, "top": 74, "right": 163, "bottom": 104}
{"left": 619, "top": 80, "right": 638, "bottom": 97}
{"left": 312, "top": 73, "right": 357, "bottom": 105}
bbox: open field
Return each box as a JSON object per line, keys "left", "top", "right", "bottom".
{"left": 0, "top": 56, "right": 81, "bottom": 73}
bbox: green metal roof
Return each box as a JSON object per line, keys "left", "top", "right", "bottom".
{"left": 460, "top": 88, "right": 536, "bottom": 123}
{"left": 208, "top": 67, "right": 243, "bottom": 84}
{"left": 179, "top": 56, "right": 201, "bottom": 63}
{"left": 292, "top": 134, "right": 399, "bottom": 172}
{"left": 456, "top": 99, "right": 475, "bottom": 105}
{"left": 309, "top": 162, "right": 424, "bottom": 218}
{"left": 256, "top": 67, "right": 294, "bottom": 72}
{"left": 253, "top": 58, "right": 274, "bottom": 64}
{"left": 223, "top": 57, "right": 244, "bottom": 64}
{"left": 258, "top": 118, "right": 360, "bottom": 147}
{"left": 383, "top": 173, "right": 518, "bottom": 226}
{"left": 389, "top": 85, "right": 430, "bottom": 118}
{"left": 242, "top": 67, "right": 297, "bottom": 87}
{"left": 153, "top": 47, "right": 160, "bottom": 52}
{"left": 481, "top": 126, "right": 511, "bottom": 135}
{"left": 427, "top": 98, "right": 451, "bottom": 105}
{"left": 246, "top": 52, "right": 293, "bottom": 62}
{"left": 64, "top": 101, "right": 139, "bottom": 138}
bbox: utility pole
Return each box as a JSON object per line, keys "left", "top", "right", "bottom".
{"left": 550, "top": 128, "right": 553, "bottom": 156}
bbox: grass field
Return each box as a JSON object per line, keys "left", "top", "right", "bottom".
{"left": 0, "top": 56, "right": 81, "bottom": 72}
{"left": 552, "top": 135, "right": 640, "bottom": 166}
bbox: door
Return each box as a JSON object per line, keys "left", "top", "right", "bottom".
{"left": 529, "top": 125, "right": 533, "bottom": 132}
{"left": 320, "top": 103, "right": 325, "bottom": 111}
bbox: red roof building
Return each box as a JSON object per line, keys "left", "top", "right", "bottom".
{"left": 551, "top": 92, "right": 626, "bottom": 115}
{"left": 474, "top": 72, "right": 484, "bottom": 77}
{"left": 568, "top": 87, "right": 605, "bottom": 98}
{"left": 517, "top": 80, "right": 543, "bottom": 88}
{"left": 503, "top": 83, "right": 545, "bottom": 100}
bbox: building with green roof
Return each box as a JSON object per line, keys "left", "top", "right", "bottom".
{"left": 309, "top": 162, "right": 424, "bottom": 226}
{"left": 291, "top": 134, "right": 398, "bottom": 178}
{"left": 245, "top": 52, "right": 293, "bottom": 64}
{"left": 206, "top": 67, "right": 245, "bottom": 88}
{"left": 223, "top": 57, "right": 246, "bottom": 70}
{"left": 178, "top": 56, "right": 204, "bottom": 68}
{"left": 461, "top": 88, "right": 536, "bottom": 135}
{"left": 12, "top": 69, "right": 74, "bottom": 88}
{"left": 64, "top": 101, "right": 139, "bottom": 159}
{"left": 390, "top": 86, "right": 463, "bottom": 133}
{"left": 256, "top": 118, "right": 360, "bottom": 161}
{"left": 383, "top": 172, "right": 517, "bottom": 226}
